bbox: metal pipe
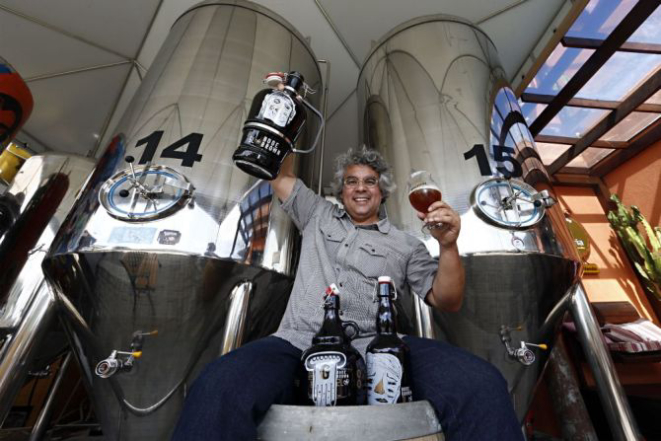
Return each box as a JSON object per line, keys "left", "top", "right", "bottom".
{"left": 569, "top": 283, "right": 641, "bottom": 440}
{"left": 220, "top": 282, "right": 253, "bottom": 355}
{"left": 0, "top": 284, "right": 57, "bottom": 424}
{"left": 28, "top": 351, "right": 73, "bottom": 441}
{"left": 413, "top": 296, "right": 435, "bottom": 340}
{"left": 316, "top": 59, "right": 330, "bottom": 195}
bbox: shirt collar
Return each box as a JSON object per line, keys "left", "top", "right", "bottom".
{"left": 333, "top": 205, "right": 392, "bottom": 234}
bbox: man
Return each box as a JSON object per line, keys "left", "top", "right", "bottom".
{"left": 172, "top": 147, "right": 522, "bottom": 440}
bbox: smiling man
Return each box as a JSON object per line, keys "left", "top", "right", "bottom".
{"left": 172, "top": 147, "right": 522, "bottom": 441}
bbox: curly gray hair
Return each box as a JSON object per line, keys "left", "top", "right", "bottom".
{"left": 330, "top": 146, "right": 396, "bottom": 202}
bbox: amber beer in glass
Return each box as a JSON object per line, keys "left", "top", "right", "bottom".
{"left": 407, "top": 171, "right": 442, "bottom": 212}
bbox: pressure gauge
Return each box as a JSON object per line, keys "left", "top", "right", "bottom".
{"left": 471, "top": 178, "right": 553, "bottom": 229}
{"left": 99, "top": 164, "right": 193, "bottom": 222}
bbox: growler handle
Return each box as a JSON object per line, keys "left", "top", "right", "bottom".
{"left": 342, "top": 320, "right": 360, "bottom": 341}
{"left": 291, "top": 96, "right": 325, "bottom": 154}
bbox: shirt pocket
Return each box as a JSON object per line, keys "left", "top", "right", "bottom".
{"left": 355, "top": 242, "right": 388, "bottom": 279}
{"left": 319, "top": 221, "right": 346, "bottom": 260}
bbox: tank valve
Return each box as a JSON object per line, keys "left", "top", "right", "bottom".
{"left": 95, "top": 350, "right": 142, "bottom": 378}
{"left": 500, "top": 325, "right": 547, "bottom": 366}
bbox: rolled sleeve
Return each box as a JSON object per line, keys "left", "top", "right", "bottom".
{"left": 407, "top": 240, "right": 438, "bottom": 302}
{"left": 280, "top": 179, "right": 323, "bottom": 231}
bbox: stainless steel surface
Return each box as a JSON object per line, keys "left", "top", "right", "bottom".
{"left": 220, "top": 281, "right": 253, "bottom": 355}
{"left": 42, "top": 2, "right": 322, "bottom": 440}
{"left": 413, "top": 296, "right": 434, "bottom": 339}
{"left": 569, "top": 283, "right": 641, "bottom": 441}
{"left": 29, "top": 352, "right": 74, "bottom": 441}
{"left": 0, "top": 155, "right": 94, "bottom": 327}
{"left": 257, "top": 401, "right": 444, "bottom": 441}
{"left": 0, "top": 154, "right": 94, "bottom": 424}
{"left": 358, "top": 15, "right": 581, "bottom": 419}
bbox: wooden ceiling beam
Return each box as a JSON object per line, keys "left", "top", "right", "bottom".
{"left": 547, "top": 67, "right": 661, "bottom": 174}
{"left": 522, "top": 92, "right": 661, "bottom": 113}
{"left": 528, "top": 0, "right": 660, "bottom": 137}
{"left": 534, "top": 134, "right": 628, "bottom": 149}
{"left": 591, "top": 120, "right": 661, "bottom": 178}
{"left": 562, "top": 36, "right": 661, "bottom": 55}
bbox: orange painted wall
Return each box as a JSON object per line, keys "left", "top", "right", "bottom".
{"left": 555, "top": 186, "right": 658, "bottom": 323}
{"left": 604, "top": 139, "right": 661, "bottom": 226}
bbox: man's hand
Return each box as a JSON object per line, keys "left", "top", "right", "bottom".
{"left": 418, "top": 200, "right": 464, "bottom": 312}
{"left": 416, "top": 201, "right": 461, "bottom": 247}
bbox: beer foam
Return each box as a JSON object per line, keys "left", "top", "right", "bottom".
{"left": 408, "top": 185, "right": 441, "bottom": 194}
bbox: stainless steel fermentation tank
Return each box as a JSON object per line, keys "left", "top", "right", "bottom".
{"left": 0, "top": 154, "right": 94, "bottom": 424}
{"left": 358, "top": 16, "right": 582, "bottom": 419}
{"left": 42, "top": 1, "right": 322, "bottom": 440}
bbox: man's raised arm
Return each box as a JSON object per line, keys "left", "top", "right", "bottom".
{"left": 269, "top": 155, "right": 297, "bottom": 202}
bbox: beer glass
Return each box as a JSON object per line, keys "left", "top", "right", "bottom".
{"left": 407, "top": 170, "right": 443, "bottom": 230}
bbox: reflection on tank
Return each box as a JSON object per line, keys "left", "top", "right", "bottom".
{"left": 358, "top": 15, "right": 581, "bottom": 420}
{"left": 0, "top": 154, "right": 94, "bottom": 424}
{"left": 41, "top": 1, "right": 322, "bottom": 440}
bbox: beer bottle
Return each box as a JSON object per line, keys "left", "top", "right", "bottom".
{"left": 366, "top": 276, "right": 413, "bottom": 404}
{"left": 301, "top": 284, "right": 366, "bottom": 406}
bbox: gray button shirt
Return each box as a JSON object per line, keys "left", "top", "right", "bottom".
{"left": 274, "top": 179, "right": 438, "bottom": 355}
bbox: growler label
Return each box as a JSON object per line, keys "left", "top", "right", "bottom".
{"left": 305, "top": 351, "right": 348, "bottom": 406}
{"left": 258, "top": 93, "right": 296, "bottom": 127}
{"left": 366, "top": 353, "right": 402, "bottom": 404}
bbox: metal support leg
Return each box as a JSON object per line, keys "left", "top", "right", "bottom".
{"left": 569, "top": 283, "right": 641, "bottom": 440}
{"left": 546, "top": 337, "right": 598, "bottom": 440}
{"left": 0, "top": 284, "right": 57, "bottom": 425}
{"left": 220, "top": 281, "right": 253, "bottom": 355}
{"left": 29, "top": 351, "right": 73, "bottom": 441}
{"left": 413, "top": 295, "right": 435, "bottom": 339}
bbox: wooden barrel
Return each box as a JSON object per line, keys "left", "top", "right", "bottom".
{"left": 257, "top": 401, "right": 444, "bottom": 441}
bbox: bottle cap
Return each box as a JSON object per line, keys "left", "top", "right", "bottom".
{"left": 263, "top": 72, "right": 285, "bottom": 88}
{"left": 326, "top": 283, "right": 340, "bottom": 296}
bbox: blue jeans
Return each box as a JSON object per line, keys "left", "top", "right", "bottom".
{"left": 171, "top": 336, "right": 522, "bottom": 441}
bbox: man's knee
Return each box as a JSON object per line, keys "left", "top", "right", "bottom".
{"left": 188, "top": 356, "right": 241, "bottom": 402}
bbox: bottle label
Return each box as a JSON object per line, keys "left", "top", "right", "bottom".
{"left": 258, "top": 92, "right": 296, "bottom": 127}
{"left": 304, "top": 351, "right": 347, "bottom": 406}
{"left": 366, "top": 353, "right": 403, "bottom": 404}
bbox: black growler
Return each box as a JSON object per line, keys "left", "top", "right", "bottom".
{"left": 233, "top": 71, "right": 323, "bottom": 180}
{"left": 301, "top": 284, "right": 366, "bottom": 406}
{"left": 366, "top": 276, "right": 413, "bottom": 404}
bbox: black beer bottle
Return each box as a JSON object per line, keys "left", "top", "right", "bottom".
{"left": 301, "top": 284, "right": 366, "bottom": 406}
{"left": 366, "top": 276, "right": 413, "bottom": 404}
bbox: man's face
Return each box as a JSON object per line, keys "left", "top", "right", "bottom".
{"left": 341, "top": 164, "right": 382, "bottom": 225}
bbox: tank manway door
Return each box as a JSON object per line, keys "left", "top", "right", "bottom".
{"left": 471, "top": 178, "right": 556, "bottom": 230}
{"left": 99, "top": 156, "right": 194, "bottom": 222}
